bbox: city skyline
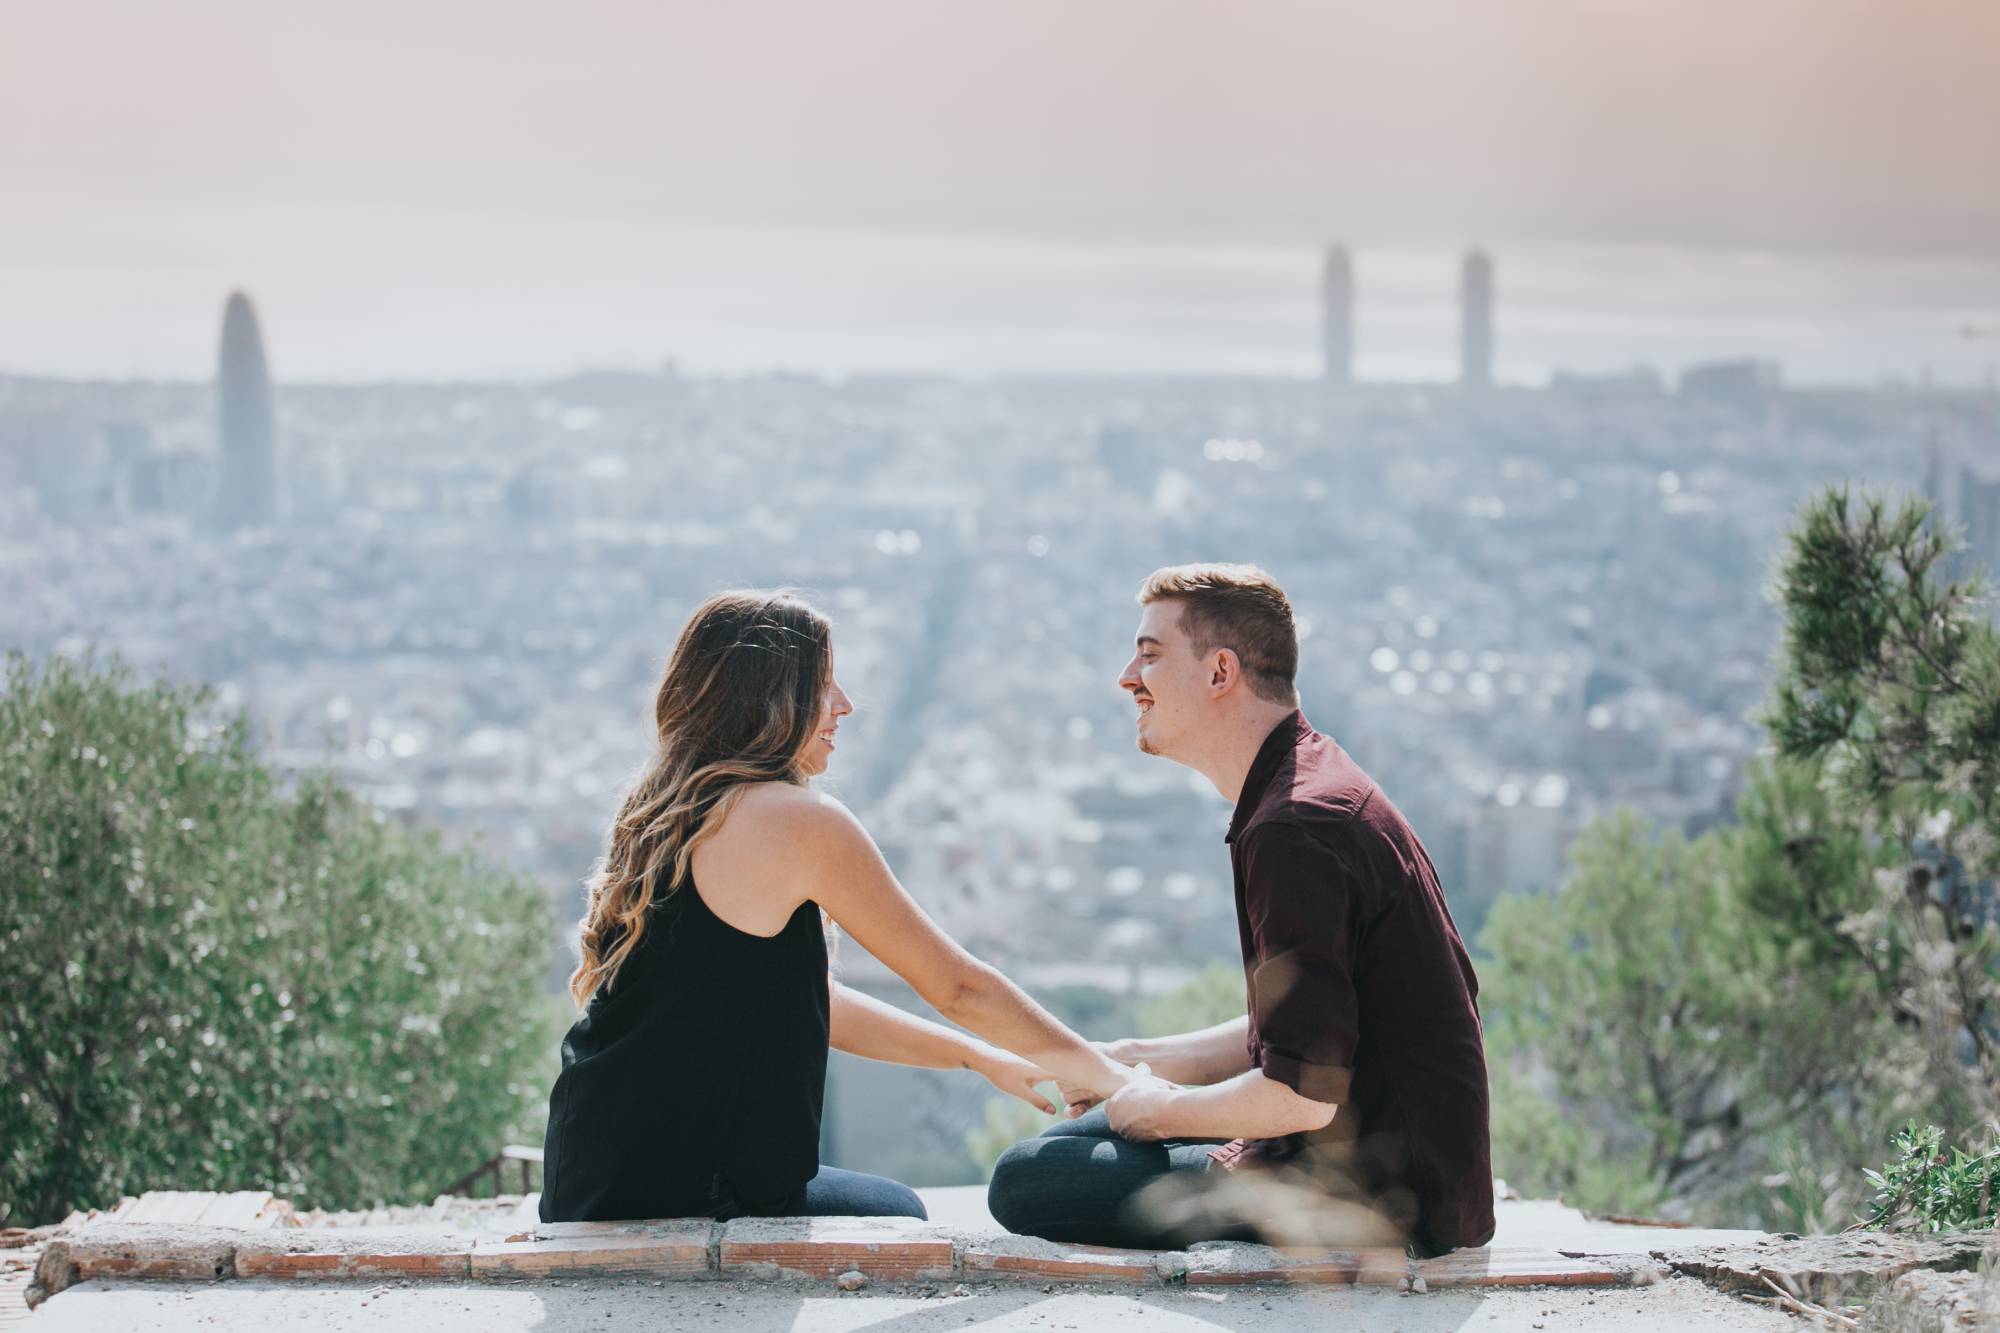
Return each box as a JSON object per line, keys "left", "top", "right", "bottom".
{"left": 5, "top": 236, "right": 1998, "bottom": 388}
{"left": 3, "top": 3, "right": 1995, "bottom": 384}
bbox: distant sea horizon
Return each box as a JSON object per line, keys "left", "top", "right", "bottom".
{"left": 6, "top": 207, "right": 1999, "bottom": 388}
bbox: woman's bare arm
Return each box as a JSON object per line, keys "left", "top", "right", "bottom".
{"left": 791, "top": 794, "right": 1134, "bottom": 1102}
{"left": 829, "top": 983, "right": 1057, "bottom": 1113}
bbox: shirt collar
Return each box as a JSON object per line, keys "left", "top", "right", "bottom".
{"left": 1226, "top": 709, "right": 1311, "bottom": 844}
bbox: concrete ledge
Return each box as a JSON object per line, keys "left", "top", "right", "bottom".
{"left": 1660, "top": 1231, "right": 1999, "bottom": 1309}
{"left": 29, "top": 1215, "right": 1657, "bottom": 1297}
{"left": 719, "top": 1217, "right": 955, "bottom": 1281}
{"left": 959, "top": 1232, "right": 1183, "bottom": 1283}
{"left": 35, "top": 1223, "right": 237, "bottom": 1298}
{"left": 1414, "top": 1247, "right": 1631, "bottom": 1288}
{"left": 1183, "top": 1241, "right": 1408, "bottom": 1286}
{"left": 234, "top": 1229, "right": 476, "bottom": 1280}
{"left": 472, "top": 1221, "right": 715, "bottom": 1278}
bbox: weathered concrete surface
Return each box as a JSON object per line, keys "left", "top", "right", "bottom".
{"left": 232, "top": 1226, "right": 479, "bottom": 1279}
{"left": 1660, "top": 1230, "right": 1998, "bottom": 1309}
{"left": 719, "top": 1216, "right": 957, "bottom": 1281}
{"left": 1859, "top": 1267, "right": 1987, "bottom": 1332}
{"left": 958, "top": 1230, "right": 1185, "bottom": 1282}
{"left": 32, "top": 1222, "right": 238, "bottom": 1300}
{"left": 473, "top": 1220, "right": 715, "bottom": 1278}
{"left": 27, "top": 1272, "right": 1802, "bottom": 1331}
{"left": 1856, "top": 1238, "right": 2000, "bottom": 1333}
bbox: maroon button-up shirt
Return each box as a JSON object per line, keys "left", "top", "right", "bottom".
{"left": 1211, "top": 711, "right": 1495, "bottom": 1254}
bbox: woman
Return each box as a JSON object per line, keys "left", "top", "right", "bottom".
{"left": 540, "top": 590, "right": 1134, "bottom": 1222}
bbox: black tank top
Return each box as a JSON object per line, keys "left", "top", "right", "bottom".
{"left": 538, "top": 880, "right": 830, "bottom": 1221}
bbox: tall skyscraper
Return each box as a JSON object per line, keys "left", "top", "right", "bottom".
{"left": 1459, "top": 249, "right": 1493, "bottom": 389}
{"left": 1321, "top": 245, "right": 1354, "bottom": 388}
{"left": 214, "top": 290, "right": 277, "bottom": 531}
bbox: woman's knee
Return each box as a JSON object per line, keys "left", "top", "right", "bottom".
{"left": 804, "top": 1166, "right": 928, "bottom": 1219}
{"left": 879, "top": 1176, "right": 927, "bottom": 1220}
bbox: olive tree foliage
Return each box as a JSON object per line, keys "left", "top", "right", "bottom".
{"left": 1483, "top": 779, "right": 1905, "bottom": 1228}
{"left": 1483, "top": 487, "right": 2000, "bottom": 1230}
{"left": 1765, "top": 488, "right": 2000, "bottom": 1131}
{"left": 0, "top": 654, "right": 557, "bottom": 1224}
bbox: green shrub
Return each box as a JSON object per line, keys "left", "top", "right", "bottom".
{"left": 0, "top": 653, "right": 557, "bottom": 1223}
{"left": 1861, "top": 1122, "right": 2000, "bottom": 1233}
{"left": 1136, "top": 962, "right": 1244, "bottom": 1038}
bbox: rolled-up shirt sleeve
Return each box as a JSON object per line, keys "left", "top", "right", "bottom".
{"left": 1239, "top": 823, "right": 1361, "bottom": 1106}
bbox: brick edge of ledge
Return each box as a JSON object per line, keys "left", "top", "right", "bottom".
{"left": 31, "top": 1219, "right": 1649, "bottom": 1299}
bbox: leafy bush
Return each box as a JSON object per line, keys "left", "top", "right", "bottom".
{"left": 1135, "top": 962, "right": 1244, "bottom": 1039}
{"left": 0, "top": 653, "right": 557, "bottom": 1224}
{"left": 1861, "top": 1122, "right": 2000, "bottom": 1232}
{"left": 964, "top": 1097, "right": 1050, "bottom": 1182}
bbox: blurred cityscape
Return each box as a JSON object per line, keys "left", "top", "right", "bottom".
{"left": 5, "top": 266, "right": 1998, "bottom": 1180}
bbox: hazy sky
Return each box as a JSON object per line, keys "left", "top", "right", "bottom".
{"left": 4, "top": 0, "right": 1997, "bottom": 380}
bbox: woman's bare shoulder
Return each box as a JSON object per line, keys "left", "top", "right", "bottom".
{"left": 715, "top": 782, "right": 862, "bottom": 850}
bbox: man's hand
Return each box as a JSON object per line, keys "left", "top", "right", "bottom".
{"left": 1102, "top": 1063, "right": 1182, "bottom": 1141}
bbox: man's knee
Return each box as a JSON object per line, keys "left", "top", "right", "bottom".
{"left": 1036, "top": 1107, "right": 1115, "bottom": 1140}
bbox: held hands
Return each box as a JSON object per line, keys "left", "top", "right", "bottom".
{"left": 1057, "top": 1038, "right": 1140, "bottom": 1119}
{"left": 1101, "top": 1063, "right": 1182, "bottom": 1141}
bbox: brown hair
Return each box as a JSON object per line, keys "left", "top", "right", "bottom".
{"left": 1137, "top": 563, "right": 1299, "bottom": 705}
{"left": 569, "top": 590, "right": 831, "bottom": 1007}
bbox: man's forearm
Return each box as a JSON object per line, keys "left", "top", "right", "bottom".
{"left": 1112, "top": 1014, "right": 1252, "bottom": 1086}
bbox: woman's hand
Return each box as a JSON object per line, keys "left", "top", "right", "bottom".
{"left": 972, "top": 1047, "right": 1059, "bottom": 1115}
{"left": 1057, "top": 1040, "right": 1136, "bottom": 1117}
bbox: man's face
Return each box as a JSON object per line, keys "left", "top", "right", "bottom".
{"left": 1118, "top": 600, "right": 1212, "bottom": 759}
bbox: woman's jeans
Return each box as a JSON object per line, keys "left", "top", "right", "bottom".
{"left": 986, "top": 1109, "right": 1249, "bottom": 1249}
{"left": 717, "top": 1165, "right": 928, "bottom": 1221}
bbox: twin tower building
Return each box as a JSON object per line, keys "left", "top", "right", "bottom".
{"left": 1321, "top": 246, "right": 1494, "bottom": 389}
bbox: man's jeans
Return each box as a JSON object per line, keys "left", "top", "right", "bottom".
{"left": 986, "top": 1110, "right": 1254, "bottom": 1249}
{"left": 988, "top": 1109, "right": 1431, "bottom": 1253}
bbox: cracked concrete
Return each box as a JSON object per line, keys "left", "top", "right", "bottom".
{"left": 27, "top": 1272, "right": 1799, "bottom": 1332}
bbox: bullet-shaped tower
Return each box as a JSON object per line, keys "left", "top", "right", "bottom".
{"left": 214, "top": 290, "right": 277, "bottom": 531}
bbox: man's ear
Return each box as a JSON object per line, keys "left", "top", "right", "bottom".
{"left": 1210, "top": 648, "right": 1240, "bottom": 694}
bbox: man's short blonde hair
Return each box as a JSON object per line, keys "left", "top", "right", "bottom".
{"left": 1137, "top": 563, "right": 1299, "bottom": 705}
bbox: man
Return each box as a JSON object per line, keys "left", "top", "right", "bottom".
{"left": 986, "top": 563, "right": 1495, "bottom": 1257}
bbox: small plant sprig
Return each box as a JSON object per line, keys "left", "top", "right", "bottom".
{"left": 1858, "top": 1121, "right": 2000, "bottom": 1232}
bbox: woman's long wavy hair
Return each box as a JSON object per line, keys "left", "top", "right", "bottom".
{"left": 569, "top": 590, "right": 832, "bottom": 1008}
